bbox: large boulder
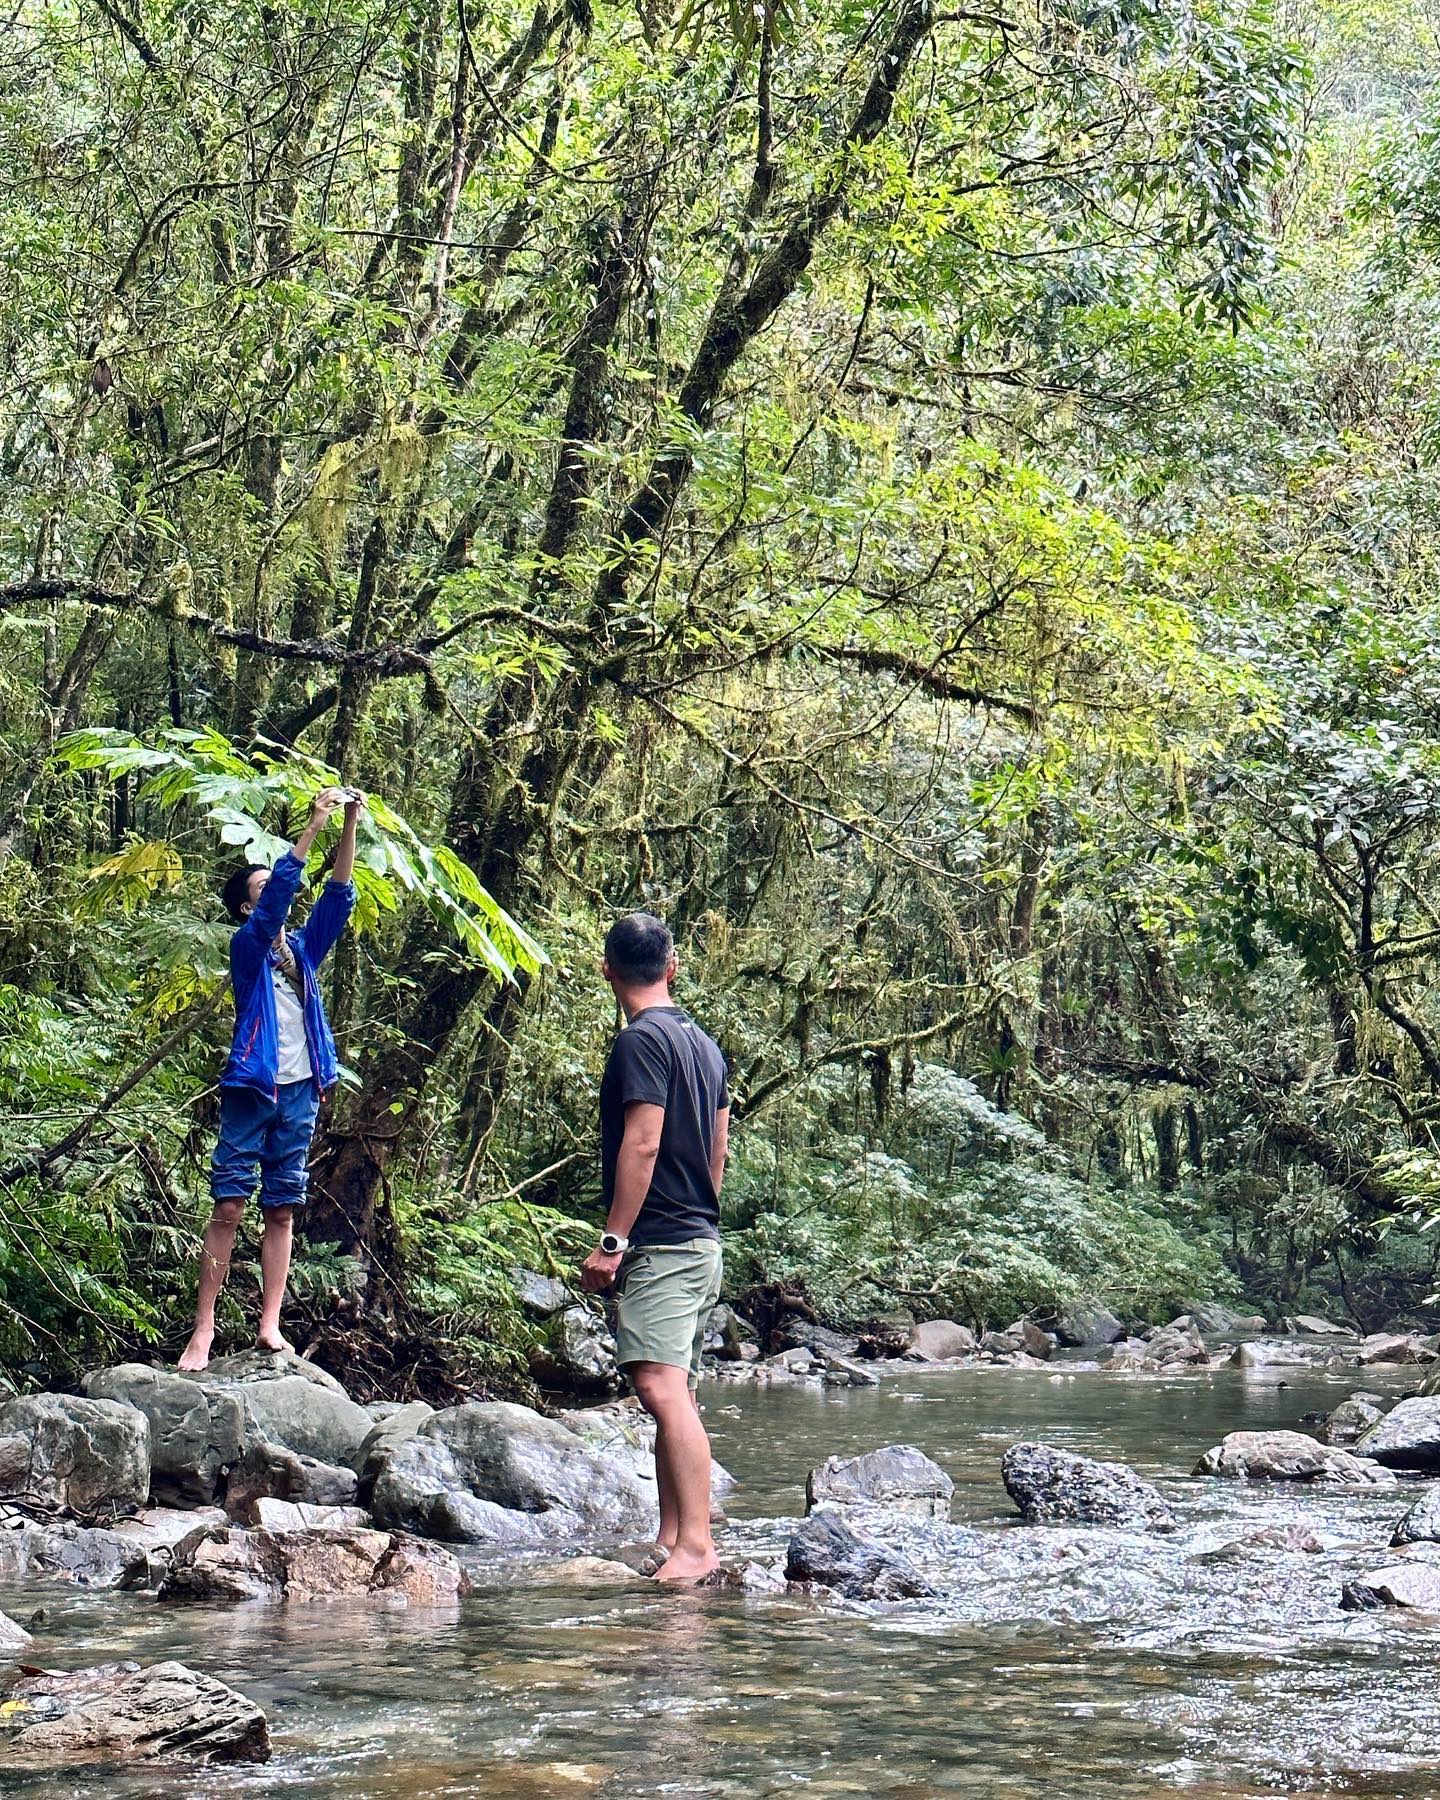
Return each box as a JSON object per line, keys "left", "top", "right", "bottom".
{"left": 200, "top": 1353, "right": 372, "bottom": 1470}
{"left": 1341, "top": 1564, "right": 1440, "bottom": 1613}
{"left": 1320, "top": 1398, "right": 1385, "bottom": 1447}
{"left": 355, "top": 1402, "right": 434, "bottom": 1501}
{"left": 527, "top": 1306, "right": 621, "bottom": 1396}
{"left": 2, "top": 1507, "right": 226, "bottom": 1591}
{"left": 158, "top": 1524, "right": 467, "bottom": 1605}
{"left": 82, "top": 1365, "right": 252, "bottom": 1506}
{"left": 223, "top": 1442, "right": 358, "bottom": 1523}
{"left": 1000, "top": 1442, "right": 1176, "bottom": 1531}
{"left": 1053, "top": 1302, "right": 1126, "bottom": 1348}
{"left": 0, "top": 1610, "right": 31, "bottom": 1651}
{"left": 1, "top": 1660, "right": 269, "bottom": 1764}
{"left": 1143, "top": 1323, "right": 1209, "bottom": 1367}
{"left": 1285, "top": 1313, "right": 1347, "bottom": 1336}
{"left": 1355, "top": 1332, "right": 1432, "bottom": 1366}
{"left": 1391, "top": 1486, "right": 1440, "bottom": 1546}
{"left": 907, "top": 1320, "right": 976, "bottom": 1361}
{"left": 1190, "top": 1303, "right": 1244, "bottom": 1335}
{"left": 0, "top": 1394, "right": 149, "bottom": 1521}
{"left": 703, "top": 1304, "right": 755, "bottom": 1360}
{"left": 369, "top": 1401, "right": 655, "bottom": 1545}
{"left": 805, "top": 1445, "right": 953, "bottom": 1520}
{"left": 1194, "top": 1430, "right": 1395, "bottom": 1487}
{"left": 1354, "top": 1397, "right": 1440, "bottom": 1471}
{"left": 784, "top": 1508, "right": 935, "bottom": 1601}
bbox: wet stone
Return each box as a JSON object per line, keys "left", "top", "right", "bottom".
{"left": 785, "top": 1508, "right": 936, "bottom": 1601}
{"left": 1390, "top": 1485, "right": 1440, "bottom": 1546}
{"left": 1341, "top": 1563, "right": 1440, "bottom": 1613}
{"left": 1354, "top": 1397, "right": 1440, "bottom": 1471}
{"left": 1194, "top": 1430, "right": 1396, "bottom": 1487}
{"left": 1, "top": 1660, "right": 269, "bottom": 1765}
{"left": 805, "top": 1444, "right": 953, "bottom": 1520}
{"left": 1320, "top": 1398, "right": 1385, "bottom": 1447}
{"left": 1000, "top": 1442, "right": 1176, "bottom": 1532}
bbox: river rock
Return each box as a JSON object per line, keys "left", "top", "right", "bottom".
{"left": 82, "top": 1364, "right": 253, "bottom": 1506}
{"left": 784, "top": 1508, "right": 936, "bottom": 1600}
{"left": 981, "top": 1328, "right": 1024, "bottom": 1356}
{"left": 158, "top": 1523, "right": 467, "bottom": 1604}
{"left": 1355, "top": 1331, "right": 1432, "bottom": 1366}
{"left": 1285, "top": 1313, "right": 1347, "bottom": 1335}
{"left": 355, "top": 1402, "right": 434, "bottom": 1501}
{"left": 806, "top": 1445, "right": 953, "bottom": 1520}
{"left": 703, "top": 1304, "right": 755, "bottom": 1359}
{"left": 908, "top": 1320, "right": 977, "bottom": 1360}
{"left": 1354, "top": 1397, "right": 1440, "bottom": 1471}
{"left": 1320, "top": 1398, "right": 1385, "bottom": 1447}
{"left": 511, "top": 1267, "right": 569, "bottom": 1317}
{"left": 1390, "top": 1486, "right": 1440, "bottom": 1545}
{"left": 528, "top": 1305, "right": 621, "bottom": 1395}
{"left": 0, "top": 1394, "right": 149, "bottom": 1521}
{"left": 1053, "top": 1302, "right": 1126, "bottom": 1347}
{"left": 223, "top": 1441, "right": 358, "bottom": 1522}
{"left": 1226, "top": 1340, "right": 1316, "bottom": 1371}
{"left": 1194, "top": 1430, "right": 1396, "bottom": 1486}
{"left": 1190, "top": 1303, "right": 1243, "bottom": 1335}
{"left": 1, "top": 1660, "right": 270, "bottom": 1765}
{"left": 819, "top": 1349, "right": 880, "bottom": 1387}
{"left": 1143, "top": 1323, "right": 1209, "bottom": 1367}
{"left": 201, "top": 1353, "right": 372, "bottom": 1470}
{"left": 0, "top": 1609, "right": 31, "bottom": 1651}
{"left": 1000, "top": 1442, "right": 1177, "bottom": 1531}
{"left": 1342, "top": 1563, "right": 1440, "bottom": 1612}
{"left": 370, "top": 1401, "right": 655, "bottom": 1545}
{"left": 247, "top": 1498, "right": 371, "bottom": 1532}
{"left": 1019, "top": 1321, "right": 1055, "bottom": 1360}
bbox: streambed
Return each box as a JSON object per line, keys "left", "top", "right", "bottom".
{"left": 7, "top": 1359, "right": 1440, "bottom": 1798}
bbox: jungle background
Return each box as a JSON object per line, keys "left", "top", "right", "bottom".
{"left": 6, "top": 0, "right": 1440, "bottom": 1396}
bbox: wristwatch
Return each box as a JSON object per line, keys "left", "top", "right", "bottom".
{"left": 599, "top": 1232, "right": 630, "bottom": 1256}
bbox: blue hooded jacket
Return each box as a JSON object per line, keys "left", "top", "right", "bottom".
{"left": 220, "top": 848, "right": 356, "bottom": 1095}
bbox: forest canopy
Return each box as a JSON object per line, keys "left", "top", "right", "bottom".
{"left": 5, "top": 0, "right": 1440, "bottom": 1389}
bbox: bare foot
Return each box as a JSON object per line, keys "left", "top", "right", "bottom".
{"left": 651, "top": 1545, "right": 720, "bottom": 1585}
{"left": 177, "top": 1331, "right": 213, "bottom": 1373}
{"left": 254, "top": 1334, "right": 293, "bottom": 1355}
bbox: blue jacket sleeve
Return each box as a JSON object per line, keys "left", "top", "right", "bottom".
{"left": 231, "top": 850, "right": 305, "bottom": 983}
{"left": 298, "top": 879, "right": 356, "bottom": 969}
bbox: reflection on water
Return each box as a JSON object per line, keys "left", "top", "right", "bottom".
{"left": 8, "top": 1361, "right": 1440, "bottom": 1797}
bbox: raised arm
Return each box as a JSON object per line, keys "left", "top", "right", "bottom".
{"left": 331, "top": 790, "right": 364, "bottom": 885}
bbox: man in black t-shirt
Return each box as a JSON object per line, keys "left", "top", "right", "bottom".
{"left": 580, "top": 912, "right": 729, "bottom": 1584}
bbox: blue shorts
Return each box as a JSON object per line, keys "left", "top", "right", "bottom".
{"left": 210, "top": 1082, "right": 319, "bottom": 1211}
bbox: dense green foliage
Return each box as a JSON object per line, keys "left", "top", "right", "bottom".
{"left": 5, "top": 0, "right": 1440, "bottom": 1387}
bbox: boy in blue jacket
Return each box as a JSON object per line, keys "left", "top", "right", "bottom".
{"left": 178, "top": 786, "right": 362, "bottom": 1371}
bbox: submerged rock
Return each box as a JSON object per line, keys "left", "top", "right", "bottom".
{"left": 1194, "top": 1430, "right": 1395, "bottom": 1487}
{"left": 158, "top": 1524, "right": 467, "bottom": 1605}
{"left": 1, "top": 1660, "right": 269, "bottom": 1765}
{"left": 0, "top": 1394, "right": 149, "bottom": 1521}
{"left": 1341, "top": 1564, "right": 1440, "bottom": 1613}
{"left": 1354, "top": 1398, "right": 1440, "bottom": 1471}
{"left": 1053, "top": 1302, "right": 1126, "bottom": 1348}
{"left": 1320, "top": 1398, "right": 1385, "bottom": 1447}
{"left": 805, "top": 1445, "right": 953, "bottom": 1520}
{"left": 369, "top": 1400, "right": 655, "bottom": 1545}
{"left": 785, "top": 1508, "right": 936, "bottom": 1601}
{"left": 1000, "top": 1442, "right": 1176, "bottom": 1531}
{"left": 1390, "top": 1486, "right": 1440, "bottom": 1546}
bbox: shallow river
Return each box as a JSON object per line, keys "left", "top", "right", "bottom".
{"left": 9, "top": 1360, "right": 1440, "bottom": 1798}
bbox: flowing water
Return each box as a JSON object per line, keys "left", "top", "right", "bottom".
{"left": 7, "top": 1359, "right": 1440, "bottom": 1798}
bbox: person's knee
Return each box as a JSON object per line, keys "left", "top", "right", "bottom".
{"left": 210, "top": 1198, "right": 244, "bottom": 1231}
{"left": 262, "top": 1205, "right": 295, "bottom": 1233}
{"left": 630, "top": 1364, "right": 690, "bottom": 1417}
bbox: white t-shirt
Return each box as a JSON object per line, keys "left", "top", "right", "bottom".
{"left": 271, "top": 961, "right": 313, "bottom": 1085}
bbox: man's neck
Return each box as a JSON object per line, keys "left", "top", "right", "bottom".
{"left": 616, "top": 982, "right": 674, "bottom": 1022}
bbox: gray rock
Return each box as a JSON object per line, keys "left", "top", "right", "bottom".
{"left": 1190, "top": 1303, "right": 1243, "bottom": 1335}
{"left": 248, "top": 1499, "right": 372, "bottom": 1533}
{"left": 206, "top": 1361, "right": 372, "bottom": 1471}
{"left": 0, "top": 1394, "right": 149, "bottom": 1521}
{"left": 82, "top": 1364, "right": 253, "bottom": 1506}
{"left": 369, "top": 1401, "right": 655, "bottom": 1546}
{"left": 200, "top": 1349, "right": 351, "bottom": 1394}
{"left": 158, "top": 1523, "right": 467, "bottom": 1605}
{"left": 774, "top": 1322, "right": 861, "bottom": 1360}
{"left": 355, "top": 1402, "right": 435, "bottom": 1501}
{"left": 784, "top": 1508, "right": 936, "bottom": 1600}
{"left": 1391, "top": 1486, "right": 1440, "bottom": 1545}
{"left": 980, "top": 1328, "right": 1024, "bottom": 1356}
{"left": 0, "top": 1608, "right": 31, "bottom": 1651}
{"left": 907, "top": 1320, "right": 977, "bottom": 1360}
{"left": 511, "top": 1267, "right": 570, "bottom": 1318}
{"left": 769, "top": 1347, "right": 817, "bottom": 1372}
{"left": 818, "top": 1349, "right": 880, "bottom": 1387}
{"left": 1143, "top": 1323, "right": 1209, "bottom": 1367}
{"left": 528, "top": 1306, "right": 621, "bottom": 1396}
{"left": 1000, "top": 1442, "right": 1176, "bottom": 1531}
{"left": 1320, "top": 1398, "right": 1385, "bottom": 1447}
{"left": 1341, "top": 1563, "right": 1440, "bottom": 1612}
{"left": 1355, "top": 1331, "right": 1432, "bottom": 1366}
{"left": 1226, "top": 1341, "right": 1316, "bottom": 1372}
{"left": 1285, "top": 1313, "right": 1347, "bottom": 1335}
{"left": 1052, "top": 1302, "right": 1126, "bottom": 1348}
{"left": 1019, "top": 1321, "right": 1055, "bottom": 1361}
{"left": 1, "top": 1660, "right": 269, "bottom": 1764}
{"left": 1355, "top": 1397, "right": 1440, "bottom": 1471}
{"left": 223, "top": 1442, "right": 358, "bottom": 1522}
{"left": 703, "top": 1304, "right": 754, "bottom": 1359}
{"left": 1194, "top": 1430, "right": 1396, "bottom": 1486}
{"left": 806, "top": 1445, "right": 953, "bottom": 1520}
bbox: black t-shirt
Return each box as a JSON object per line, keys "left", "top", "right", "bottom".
{"left": 600, "top": 1005, "right": 729, "bottom": 1246}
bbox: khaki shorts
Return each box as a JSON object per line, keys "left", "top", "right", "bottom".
{"left": 614, "top": 1239, "right": 724, "bottom": 1389}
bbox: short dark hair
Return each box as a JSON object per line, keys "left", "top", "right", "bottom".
{"left": 604, "top": 912, "right": 673, "bottom": 983}
{"left": 222, "top": 863, "right": 268, "bottom": 925}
